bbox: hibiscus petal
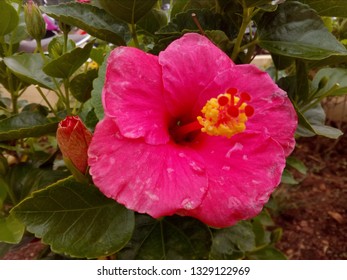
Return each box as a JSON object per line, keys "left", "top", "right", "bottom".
{"left": 159, "top": 33, "right": 234, "bottom": 119}
{"left": 228, "top": 64, "right": 297, "bottom": 156}
{"left": 181, "top": 132, "right": 286, "bottom": 228}
{"left": 103, "top": 47, "right": 170, "bottom": 144}
{"left": 88, "top": 117, "right": 208, "bottom": 218}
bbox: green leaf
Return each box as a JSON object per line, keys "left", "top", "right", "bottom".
{"left": 41, "top": 3, "right": 131, "bottom": 45}
{"left": 0, "top": 178, "right": 8, "bottom": 209}
{"left": 137, "top": 8, "right": 168, "bottom": 35}
{"left": 312, "top": 68, "right": 347, "bottom": 97}
{"left": 245, "top": 0, "right": 272, "bottom": 7}
{"left": 0, "top": 112, "right": 58, "bottom": 141}
{"left": 118, "top": 215, "right": 211, "bottom": 260}
{"left": 271, "top": 53, "right": 294, "bottom": 70}
{"left": 98, "top": 0, "right": 157, "bottom": 23}
{"left": 4, "top": 53, "right": 58, "bottom": 90}
{"left": 0, "top": 1, "right": 19, "bottom": 36}
{"left": 205, "top": 30, "right": 233, "bottom": 54}
{"left": 286, "top": 156, "right": 307, "bottom": 175}
{"left": 91, "top": 52, "right": 109, "bottom": 120}
{"left": 258, "top": 1, "right": 347, "bottom": 60}
{"left": 300, "top": 0, "right": 347, "bottom": 17}
{"left": 48, "top": 36, "right": 76, "bottom": 59}
{"left": 0, "top": 214, "right": 25, "bottom": 244}
{"left": 247, "top": 246, "right": 287, "bottom": 260}
{"left": 11, "top": 177, "right": 135, "bottom": 258}
{"left": 70, "top": 69, "right": 98, "bottom": 103}
{"left": 296, "top": 104, "right": 343, "bottom": 138}
{"left": 158, "top": 9, "right": 224, "bottom": 35}
{"left": 171, "top": 0, "right": 216, "bottom": 18}
{"left": 281, "top": 169, "right": 299, "bottom": 184}
{"left": 210, "top": 221, "right": 255, "bottom": 260}
{"left": 5, "top": 163, "right": 69, "bottom": 201}
{"left": 43, "top": 41, "right": 94, "bottom": 79}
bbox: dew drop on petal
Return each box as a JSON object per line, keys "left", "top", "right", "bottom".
{"left": 181, "top": 198, "right": 194, "bottom": 210}
{"left": 225, "top": 143, "right": 244, "bottom": 158}
{"left": 189, "top": 161, "right": 204, "bottom": 174}
{"left": 222, "top": 165, "right": 231, "bottom": 171}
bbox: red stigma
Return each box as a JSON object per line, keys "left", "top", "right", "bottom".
{"left": 245, "top": 105, "right": 254, "bottom": 117}
{"left": 218, "top": 95, "right": 229, "bottom": 106}
{"left": 227, "top": 106, "right": 239, "bottom": 118}
{"left": 240, "top": 92, "right": 251, "bottom": 101}
{"left": 227, "top": 88, "right": 238, "bottom": 95}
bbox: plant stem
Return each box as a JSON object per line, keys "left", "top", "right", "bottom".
{"left": 35, "top": 86, "right": 59, "bottom": 118}
{"left": 130, "top": 22, "right": 140, "bottom": 49}
{"left": 64, "top": 79, "right": 71, "bottom": 115}
{"left": 231, "top": 2, "right": 253, "bottom": 61}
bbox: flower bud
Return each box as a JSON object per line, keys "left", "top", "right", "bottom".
{"left": 24, "top": 0, "right": 46, "bottom": 41}
{"left": 57, "top": 116, "right": 92, "bottom": 175}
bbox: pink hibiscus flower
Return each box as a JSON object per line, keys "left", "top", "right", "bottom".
{"left": 88, "top": 33, "right": 297, "bottom": 228}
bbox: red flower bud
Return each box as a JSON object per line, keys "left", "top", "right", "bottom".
{"left": 57, "top": 116, "right": 92, "bottom": 174}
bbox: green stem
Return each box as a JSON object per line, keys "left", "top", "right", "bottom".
{"left": 36, "top": 39, "right": 47, "bottom": 62}
{"left": 64, "top": 79, "right": 71, "bottom": 115}
{"left": 130, "top": 22, "right": 140, "bottom": 49}
{"left": 63, "top": 31, "right": 68, "bottom": 54}
{"left": 231, "top": 2, "right": 253, "bottom": 61}
{"left": 35, "top": 86, "right": 59, "bottom": 118}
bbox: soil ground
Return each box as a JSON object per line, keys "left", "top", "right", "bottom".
{"left": 274, "top": 122, "right": 347, "bottom": 259}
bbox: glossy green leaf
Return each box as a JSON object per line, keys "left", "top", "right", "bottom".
{"left": 91, "top": 52, "right": 109, "bottom": 120}
{"left": 300, "top": 0, "right": 347, "bottom": 17}
{"left": 258, "top": 1, "right": 347, "bottom": 60}
{"left": 0, "top": 214, "right": 25, "bottom": 244}
{"left": 0, "top": 1, "right": 19, "bottom": 36}
{"left": 98, "top": 0, "right": 157, "bottom": 23}
{"left": 43, "top": 41, "right": 94, "bottom": 79}
{"left": 41, "top": 3, "right": 131, "bottom": 45}
{"left": 0, "top": 112, "right": 58, "bottom": 141}
{"left": 296, "top": 104, "right": 343, "bottom": 138}
{"left": 5, "top": 163, "right": 69, "bottom": 201}
{"left": 247, "top": 246, "right": 287, "bottom": 260}
{"left": 70, "top": 69, "right": 98, "bottom": 103}
{"left": 4, "top": 6, "right": 27, "bottom": 45}
{"left": 312, "top": 68, "right": 347, "bottom": 97}
{"left": 210, "top": 221, "right": 255, "bottom": 260}
{"left": 118, "top": 215, "right": 211, "bottom": 260}
{"left": 4, "top": 54, "right": 58, "bottom": 90}
{"left": 11, "top": 177, "right": 135, "bottom": 258}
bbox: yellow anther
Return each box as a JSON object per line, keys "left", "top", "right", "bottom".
{"left": 197, "top": 92, "right": 253, "bottom": 138}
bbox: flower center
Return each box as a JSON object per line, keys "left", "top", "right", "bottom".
{"left": 170, "top": 88, "right": 254, "bottom": 142}
{"left": 197, "top": 88, "right": 254, "bottom": 138}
